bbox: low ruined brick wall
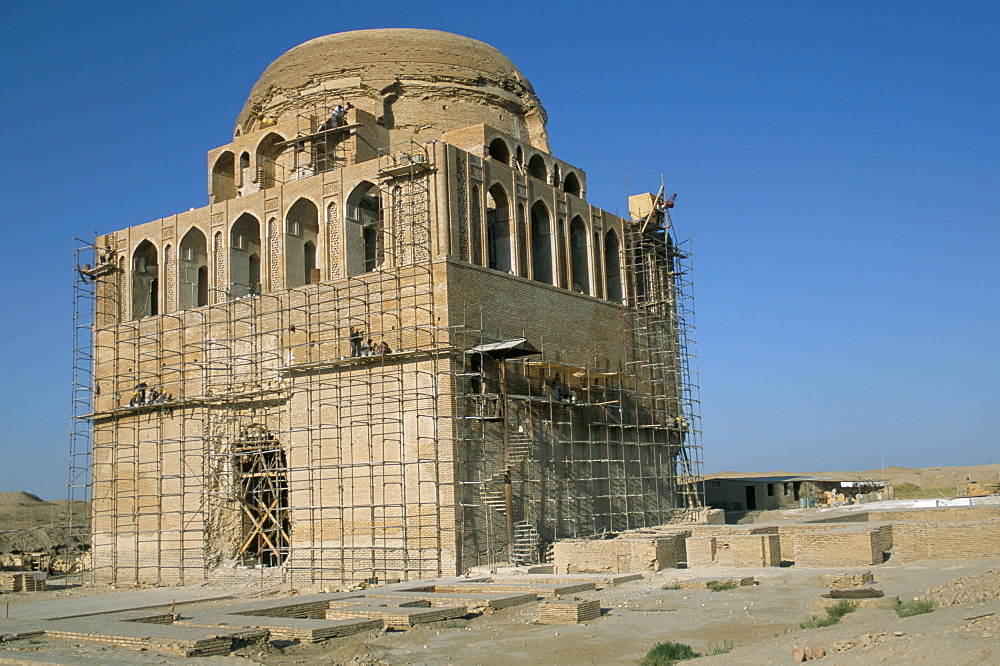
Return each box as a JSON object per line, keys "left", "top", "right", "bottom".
{"left": 792, "top": 525, "right": 892, "bottom": 567}
{"left": 553, "top": 533, "right": 688, "bottom": 574}
{"left": 775, "top": 524, "right": 846, "bottom": 561}
{"left": 685, "top": 534, "right": 781, "bottom": 567}
{"left": 873, "top": 506, "right": 1000, "bottom": 524}
{"left": 890, "top": 519, "right": 1000, "bottom": 563}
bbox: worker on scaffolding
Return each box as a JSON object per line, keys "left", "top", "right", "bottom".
{"left": 328, "top": 102, "right": 354, "bottom": 129}
{"left": 128, "top": 382, "right": 147, "bottom": 407}
{"left": 349, "top": 328, "right": 363, "bottom": 357}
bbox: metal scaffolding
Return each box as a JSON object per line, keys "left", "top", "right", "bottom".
{"left": 72, "top": 130, "right": 701, "bottom": 584}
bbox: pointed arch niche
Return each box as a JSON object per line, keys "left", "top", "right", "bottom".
{"left": 486, "top": 184, "right": 511, "bottom": 272}
{"left": 569, "top": 216, "right": 590, "bottom": 294}
{"left": 230, "top": 213, "right": 261, "bottom": 298}
{"left": 131, "top": 240, "right": 159, "bottom": 319}
{"left": 285, "top": 198, "right": 320, "bottom": 288}
{"left": 178, "top": 228, "right": 209, "bottom": 309}
{"left": 530, "top": 201, "right": 553, "bottom": 285}
{"left": 346, "top": 181, "right": 383, "bottom": 276}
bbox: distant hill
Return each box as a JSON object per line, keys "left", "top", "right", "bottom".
{"left": 0, "top": 491, "right": 46, "bottom": 506}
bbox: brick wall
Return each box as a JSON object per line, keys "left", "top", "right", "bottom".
{"left": 890, "top": 519, "right": 1000, "bottom": 563}
{"left": 554, "top": 533, "right": 688, "bottom": 573}
{"left": 685, "top": 534, "right": 781, "bottom": 567}
{"left": 792, "top": 525, "right": 893, "bottom": 567}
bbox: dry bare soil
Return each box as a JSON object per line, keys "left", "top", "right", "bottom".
{"left": 1, "top": 465, "right": 998, "bottom": 664}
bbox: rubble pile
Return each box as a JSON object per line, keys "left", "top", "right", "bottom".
{"left": 924, "top": 569, "right": 1000, "bottom": 607}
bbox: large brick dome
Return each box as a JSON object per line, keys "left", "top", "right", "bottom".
{"left": 236, "top": 29, "right": 549, "bottom": 149}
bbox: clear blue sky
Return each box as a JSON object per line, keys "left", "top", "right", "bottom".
{"left": 1, "top": 1, "right": 997, "bottom": 499}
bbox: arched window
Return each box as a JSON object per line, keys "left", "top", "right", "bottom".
{"left": 570, "top": 217, "right": 590, "bottom": 294}
{"left": 530, "top": 201, "right": 553, "bottom": 285}
{"left": 131, "top": 240, "right": 159, "bottom": 319}
{"left": 604, "top": 229, "right": 623, "bottom": 303}
{"left": 486, "top": 184, "right": 512, "bottom": 272}
{"left": 256, "top": 133, "right": 285, "bottom": 189}
{"left": 285, "top": 198, "right": 320, "bottom": 288}
{"left": 178, "top": 228, "right": 208, "bottom": 309}
{"left": 488, "top": 138, "right": 510, "bottom": 165}
{"left": 527, "top": 155, "right": 547, "bottom": 181}
{"left": 346, "top": 181, "right": 383, "bottom": 275}
{"left": 563, "top": 172, "right": 582, "bottom": 197}
{"left": 230, "top": 213, "right": 261, "bottom": 298}
{"left": 211, "top": 151, "right": 235, "bottom": 202}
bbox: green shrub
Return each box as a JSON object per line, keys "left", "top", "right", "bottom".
{"left": 706, "top": 579, "right": 738, "bottom": 592}
{"left": 896, "top": 599, "right": 936, "bottom": 617}
{"left": 800, "top": 600, "right": 857, "bottom": 629}
{"left": 707, "top": 639, "right": 734, "bottom": 655}
{"left": 638, "top": 641, "right": 700, "bottom": 666}
{"left": 661, "top": 582, "right": 682, "bottom": 590}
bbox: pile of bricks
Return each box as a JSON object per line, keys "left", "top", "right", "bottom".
{"left": 821, "top": 571, "right": 874, "bottom": 589}
{"left": 665, "top": 577, "right": 756, "bottom": 590}
{"left": 0, "top": 572, "right": 46, "bottom": 593}
{"left": 536, "top": 599, "right": 601, "bottom": 623}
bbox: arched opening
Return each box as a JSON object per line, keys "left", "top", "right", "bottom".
{"left": 131, "top": 240, "right": 159, "bottom": 319}
{"left": 234, "top": 426, "right": 290, "bottom": 567}
{"left": 530, "top": 201, "right": 553, "bottom": 285}
{"left": 230, "top": 213, "right": 261, "bottom": 298}
{"left": 488, "top": 138, "right": 510, "bottom": 165}
{"left": 604, "top": 229, "right": 623, "bottom": 303}
{"left": 304, "top": 241, "right": 317, "bottom": 280}
{"left": 486, "top": 184, "right": 512, "bottom": 272}
{"left": 527, "top": 154, "right": 547, "bottom": 181}
{"left": 347, "top": 181, "right": 383, "bottom": 276}
{"left": 197, "top": 266, "right": 209, "bottom": 305}
{"left": 285, "top": 198, "right": 320, "bottom": 288}
{"left": 239, "top": 151, "right": 250, "bottom": 188}
{"left": 515, "top": 146, "right": 524, "bottom": 168}
{"left": 570, "top": 217, "right": 590, "bottom": 294}
{"left": 211, "top": 151, "right": 235, "bottom": 202}
{"left": 563, "top": 172, "right": 582, "bottom": 197}
{"left": 255, "top": 133, "right": 285, "bottom": 189}
{"left": 178, "top": 227, "right": 208, "bottom": 309}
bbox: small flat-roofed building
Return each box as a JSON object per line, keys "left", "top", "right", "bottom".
{"left": 703, "top": 475, "right": 889, "bottom": 511}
